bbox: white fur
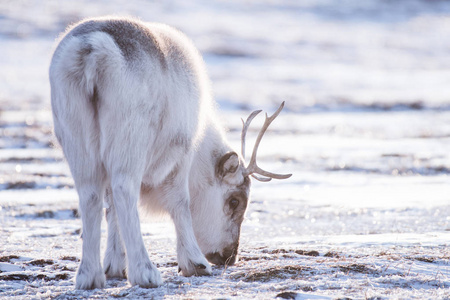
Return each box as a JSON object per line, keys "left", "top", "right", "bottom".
{"left": 50, "top": 17, "right": 249, "bottom": 289}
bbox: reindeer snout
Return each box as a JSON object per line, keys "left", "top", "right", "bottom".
{"left": 205, "top": 246, "right": 238, "bottom": 266}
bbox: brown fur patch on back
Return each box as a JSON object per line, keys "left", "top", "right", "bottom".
{"left": 71, "top": 18, "right": 167, "bottom": 69}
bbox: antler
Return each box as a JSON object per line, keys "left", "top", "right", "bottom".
{"left": 241, "top": 101, "right": 292, "bottom": 182}
{"left": 241, "top": 109, "right": 262, "bottom": 159}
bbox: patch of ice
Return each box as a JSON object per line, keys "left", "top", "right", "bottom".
{"left": 0, "top": 263, "right": 23, "bottom": 272}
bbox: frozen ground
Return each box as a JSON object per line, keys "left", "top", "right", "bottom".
{"left": 0, "top": 0, "right": 449, "bottom": 299}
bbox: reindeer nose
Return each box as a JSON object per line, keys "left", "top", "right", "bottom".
{"left": 205, "top": 246, "right": 238, "bottom": 266}
{"left": 205, "top": 252, "right": 237, "bottom": 266}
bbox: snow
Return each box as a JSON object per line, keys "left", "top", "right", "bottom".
{"left": 1, "top": 0, "right": 449, "bottom": 299}
{"left": 0, "top": 263, "right": 23, "bottom": 273}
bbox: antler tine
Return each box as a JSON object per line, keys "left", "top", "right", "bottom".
{"left": 251, "top": 174, "right": 272, "bottom": 182}
{"left": 241, "top": 109, "right": 262, "bottom": 159}
{"left": 244, "top": 101, "right": 292, "bottom": 181}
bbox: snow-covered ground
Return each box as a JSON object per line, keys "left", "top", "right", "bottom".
{"left": 0, "top": 0, "right": 449, "bottom": 299}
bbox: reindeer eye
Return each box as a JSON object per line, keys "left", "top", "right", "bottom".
{"left": 229, "top": 198, "right": 239, "bottom": 210}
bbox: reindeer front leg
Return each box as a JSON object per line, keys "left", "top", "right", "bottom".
{"left": 172, "top": 197, "right": 212, "bottom": 276}
{"left": 110, "top": 175, "right": 163, "bottom": 287}
{"left": 162, "top": 162, "right": 212, "bottom": 276}
{"left": 103, "top": 187, "right": 127, "bottom": 279}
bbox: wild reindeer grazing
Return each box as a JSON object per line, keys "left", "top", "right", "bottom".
{"left": 50, "top": 16, "right": 291, "bottom": 289}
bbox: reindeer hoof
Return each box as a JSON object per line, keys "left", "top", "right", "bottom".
{"left": 128, "top": 262, "right": 162, "bottom": 288}
{"left": 104, "top": 264, "right": 127, "bottom": 279}
{"left": 76, "top": 262, "right": 106, "bottom": 290}
{"left": 104, "top": 252, "right": 127, "bottom": 279}
{"left": 178, "top": 260, "right": 212, "bottom": 276}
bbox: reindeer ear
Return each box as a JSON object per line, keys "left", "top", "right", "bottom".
{"left": 216, "top": 152, "right": 240, "bottom": 178}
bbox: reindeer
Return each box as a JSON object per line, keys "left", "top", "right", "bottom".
{"left": 49, "top": 16, "right": 291, "bottom": 290}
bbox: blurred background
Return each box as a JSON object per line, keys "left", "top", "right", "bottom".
{"left": 1, "top": 0, "right": 450, "bottom": 111}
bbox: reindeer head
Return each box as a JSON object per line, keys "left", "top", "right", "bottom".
{"left": 189, "top": 102, "right": 291, "bottom": 267}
